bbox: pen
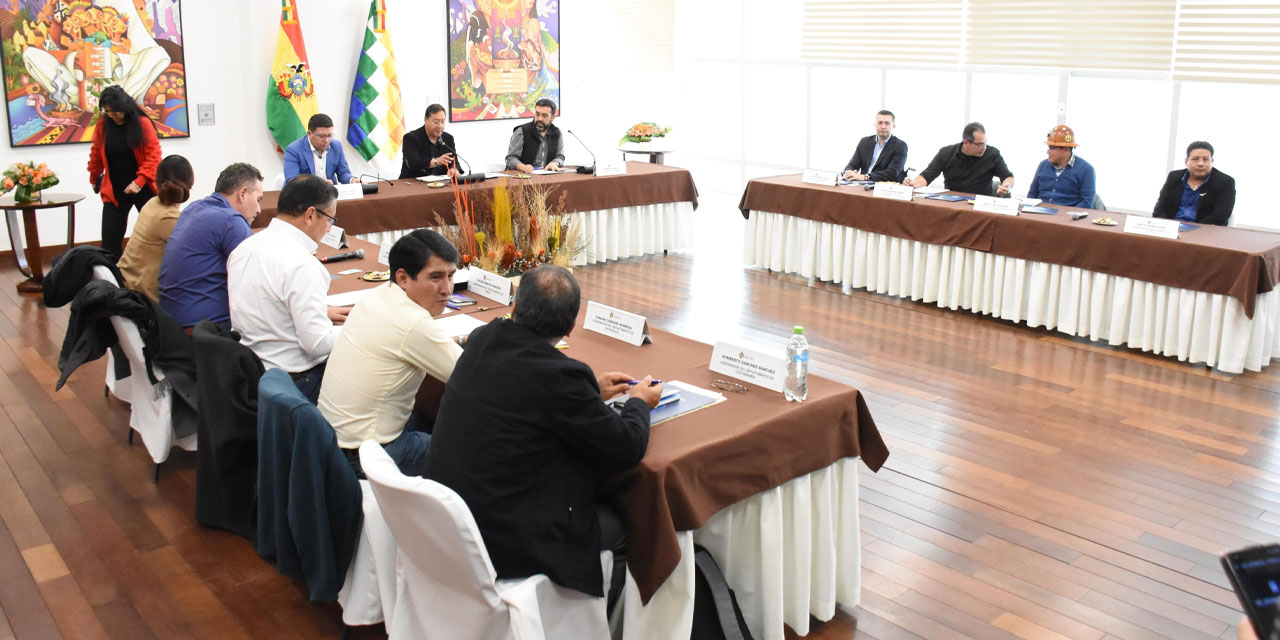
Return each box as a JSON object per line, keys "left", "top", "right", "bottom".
{"left": 626, "top": 379, "right": 662, "bottom": 386}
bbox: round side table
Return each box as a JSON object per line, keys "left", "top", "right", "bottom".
{"left": 0, "top": 193, "right": 85, "bottom": 293}
{"left": 618, "top": 141, "right": 675, "bottom": 165}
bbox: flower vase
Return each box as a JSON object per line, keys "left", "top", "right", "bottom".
{"left": 14, "top": 188, "right": 40, "bottom": 204}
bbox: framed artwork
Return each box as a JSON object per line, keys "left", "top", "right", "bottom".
{"left": 447, "top": 0, "right": 560, "bottom": 122}
{"left": 1, "top": 0, "right": 189, "bottom": 147}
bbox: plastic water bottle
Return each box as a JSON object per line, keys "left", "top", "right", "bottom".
{"left": 784, "top": 326, "right": 809, "bottom": 402}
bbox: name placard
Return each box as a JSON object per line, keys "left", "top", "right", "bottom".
{"left": 320, "top": 224, "right": 348, "bottom": 249}
{"left": 1123, "top": 215, "right": 1180, "bottom": 240}
{"left": 709, "top": 340, "right": 787, "bottom": 393}
{"left": 595, "top": 161, "right": 627, "bottom": 177}
{"left": 973, "top": 195, "right": 1020, "bottom": 216}
{"left": 801, "top": 169, "right": 838, "bottom": 186}
{"left": 377, "top": 241, "right": 392, "bottom": 265}
{"left": 335, "top": 183, "right": 364, "bottom": 201}
{"left": 873, "top": 182, "right": 914, "bottom": 202}
{"left": 584, "top": 301, "right": 652, "bottom": 346}
{"left": 467, "top": 268, "right": 514, "bottom": 306}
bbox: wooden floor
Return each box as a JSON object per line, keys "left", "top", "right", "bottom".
{"left": 0, "top": 239, "right": 1274, "bottom": 638}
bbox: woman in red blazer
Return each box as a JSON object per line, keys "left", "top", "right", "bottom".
{"left": 87, "top": 85, "right": 162, "bottom": 261}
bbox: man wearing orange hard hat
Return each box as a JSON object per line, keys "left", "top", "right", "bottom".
{"left": 1027, "top": 124, "right": 1096, "bottom": 208}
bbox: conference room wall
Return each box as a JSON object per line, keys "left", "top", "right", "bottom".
{"left": 1, "top": 0, "right": 680, "bottom": 252}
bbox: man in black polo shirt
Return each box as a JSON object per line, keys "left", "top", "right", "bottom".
{"left": 908, "top": 122, "right": 1014, "bottom": 197}
{"left": 505, "top": 98, "right": 565, "bottom": 173}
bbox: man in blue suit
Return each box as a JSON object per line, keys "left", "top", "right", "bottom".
{"left": 283, "top": 114, "right": 358, "bottom": 185}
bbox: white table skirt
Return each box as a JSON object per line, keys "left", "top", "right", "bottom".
{"left": 744, "top": 210, "right": 1280, "bottom": 374}
{"left": 619, "top": 457, "right": 861, "bottom": 640}
{"left": 355, "top": 201, "right": 694, "bottom": 266}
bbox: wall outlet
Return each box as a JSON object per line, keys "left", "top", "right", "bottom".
{"left": 197, "top": 103, "right": 215, "bottom": 126}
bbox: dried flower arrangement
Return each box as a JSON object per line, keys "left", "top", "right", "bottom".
{"left": 434, "top": 177, "right": 585, "bottom": 276}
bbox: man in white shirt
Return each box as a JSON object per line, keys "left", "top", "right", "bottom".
{"left": 319, "top": 229, "right": 463, "bottom": 476}
{"left": 228, "top": 174, "right": 349, "bottom": 402}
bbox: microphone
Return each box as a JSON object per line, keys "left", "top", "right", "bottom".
{"left": 567, "top": 129, "right": 596, "bottom": 175}
{"left": 319, "top": 248, "right": 365, "bottom": 264}
{"left": 440, "top": 141, "right": 471, "bottom": 175}
{"left": 358, "top": 173, "right": 394, "bottom": 194}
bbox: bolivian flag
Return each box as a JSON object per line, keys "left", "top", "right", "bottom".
{"left": 347, "top": 0, "right": 406, "bottom": 173}
{"left": 266, "top": 0, "right": 319, "bottom": 151}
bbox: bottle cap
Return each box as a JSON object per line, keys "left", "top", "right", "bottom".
{"left": 793, "top": 326, "right": 804, "bottom": 334}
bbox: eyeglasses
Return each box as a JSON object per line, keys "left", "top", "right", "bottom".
{"left": 315, "top": 207, "right": 336, "bottom": 225}
{"left": 310, "top": 132, "right": 334, "bottom": 140}
{"left": 710, "top": 379, "right": 748, "bottom": 393}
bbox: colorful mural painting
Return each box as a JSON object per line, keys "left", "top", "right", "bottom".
{"left": 1, "top": 0, "right": 188, "bottom": 147}
{"left": 447, "top": 0, "right": 559, "bottom": 122}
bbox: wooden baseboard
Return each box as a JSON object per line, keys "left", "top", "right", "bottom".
{"left": 0, "top": 240, "right": 100, "bottom": 264}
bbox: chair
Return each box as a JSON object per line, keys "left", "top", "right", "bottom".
{"left": 358, "top": 441, "right": 613, "bottom": 640}
{"left": 1093, "top": 193, "right": 1107, "bottom": 211}
{"left": 192, "top": 321, "right": 265, "bottom": 539}
{"left": 91, "top": 266, "right": 131, "bottom": 403}
{"left": 272, "top": 173, "right": 286, "bottom": 190}
{"left": 337, "top": 479, "right": 398, "bottom": 626}
{"left": 256, "top": 369, "right": 364, "bottom": 602}
{"left": 92, "top": 267, "right": 196, "bottom": 481}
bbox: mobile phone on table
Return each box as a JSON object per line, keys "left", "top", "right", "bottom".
{"left": 1221, "top": 543, "right": 1280, "bottom": 638}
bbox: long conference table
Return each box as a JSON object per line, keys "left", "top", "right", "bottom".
{"left": 257, "top": 162, "right": 699, "bottom": 267}
{"left": 740, "top": 176, "right": 1280, "bottom": 374}
{"left": 321, "top": 240, "right": 889, "bottom": 640}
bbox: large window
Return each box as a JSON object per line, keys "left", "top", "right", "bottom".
{"left": 808, "top": 66, "right": 883, "bottom": 170}
{"left": 968, "top": 72, "right": 1060, "bottom": 192}
{"left": 885, "top": 70, "right": 966, "bottom": 174}
{"left": 1068, "top": 76, "right": 1174, "bottom": 213}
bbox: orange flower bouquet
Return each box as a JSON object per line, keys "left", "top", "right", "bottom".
{"left": 620, "top": 122, "right": 672, "bottom": 144}
{"left": 1, "top": 161, "right": 59, "bottom": 204}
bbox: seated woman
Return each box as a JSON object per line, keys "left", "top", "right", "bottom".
{"left": 118, "top": 155, "right": 194, "bottom": 300}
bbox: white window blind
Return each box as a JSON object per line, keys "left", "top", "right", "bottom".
{"left": 966, "top": 0, "right": 1176, "bottom": 71}
{"left": 801, "top": 1, "right": 963, "bottom": 65}
{"left": 1175, "top": 1, "right": 1280, "bottom": 84}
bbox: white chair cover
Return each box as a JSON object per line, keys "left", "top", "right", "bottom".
{"left": 358, "top": 441, "right": 611, "bottom": 640}
{"left": 91, "top": 266, "right": 131, "bottom": 400}
{"left": 337, "top": 479, "right": 398, "bottom": 626}
{"left": 92, "top": 267, "right": 195, "bottom": 463}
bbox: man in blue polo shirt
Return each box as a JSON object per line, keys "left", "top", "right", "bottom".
{"left": 1027, "top": 125, "right": 1096, "bottom": 208}
{"left": 158, "top": 163, "right": 264, "bottom": 328}
{"left": 1153, "top": 141, "right": 1236, "bottom": 226}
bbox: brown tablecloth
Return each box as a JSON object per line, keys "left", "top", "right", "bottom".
{"left": 465, "top": 306, "right": 886, "bottom": 602}
{"left": 259, "top": 162, "right": 699, "bottom": 235}
{"left": 739, "top": 175, "right": 1280, "bottom": 318}
{"left": 582, "top": 330, "right": 887, "bottom": 602}
{"left": 320, "top": 238, "right": 888, "bottom": 602}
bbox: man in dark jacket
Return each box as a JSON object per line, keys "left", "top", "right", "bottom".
{"left": 842, "top": 110, "right": 908, "bottom": 183}
{"left": 1153, "top": 140, "right": 1236, "bottom": 226}
{"left": 505, "top": 98, "right": 565, "bottom": 173}
{"left": 423, "top": 265, "right": 661, "bottom": 605}
{"left": 400, "top": 104, "right": 459, "bottom": 179}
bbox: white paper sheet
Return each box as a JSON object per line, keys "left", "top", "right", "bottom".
{"left": 432, "top": 313, "right": 488, "bottom": 338}
{"left": 326, "top": 288, "right": 375, "bottom": 307}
